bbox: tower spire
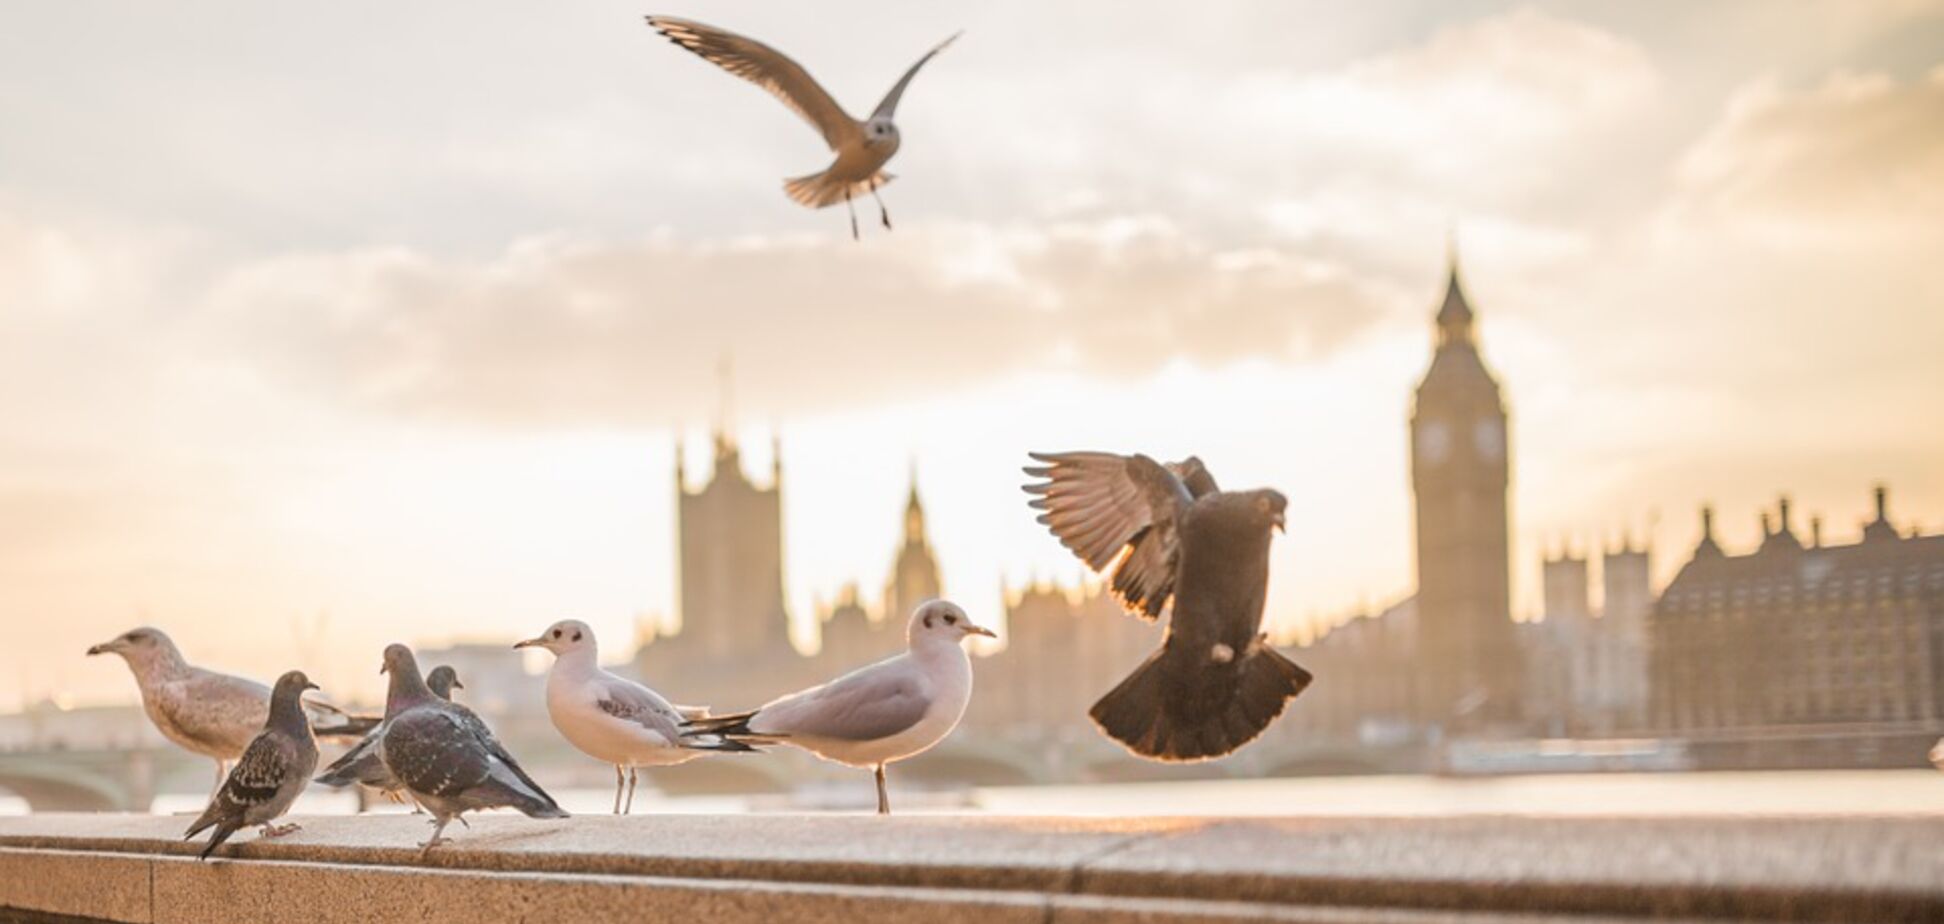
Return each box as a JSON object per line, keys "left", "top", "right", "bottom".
{"left": 1436, "top": 240, "right": 1475, "bottom": 347}
{"left": 714, "top": 352, "right": 735, "bottom": 456}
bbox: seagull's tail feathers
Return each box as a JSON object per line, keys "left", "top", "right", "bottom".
{"left": 681, "top": 733, "right": 762, "bottom": 754}
{"left": 303, "top": 697, "right": 382, "bottom": 739}
{"left": 680, "top": 709, "right": 785, "bottom": 746}
{"left": 783, "top": 169, "right": 894, "bottom": 209}
{"left": 1089, "top": 638, "right": 1313, "bottom": 763}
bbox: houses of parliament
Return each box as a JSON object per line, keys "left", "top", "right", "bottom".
{"left": 632, "top": 251, "right": 1944, "bottom": 772}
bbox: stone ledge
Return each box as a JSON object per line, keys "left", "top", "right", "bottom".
{"left": 0, "top": 814, "right": 1938, "bottom": 922}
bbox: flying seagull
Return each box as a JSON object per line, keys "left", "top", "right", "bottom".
{"left": 87, "top": 626, "right": 377, "bottom": 797}
{"left": 1023, "top": 452, "right": 1314, "bottom": 762}
{"left": 314, "top": 664, "right": 465, "bottom": 810}
{"left": 683, "top": 599, "right": 994, "bottom": 814}
{"left": 646, "top": 15, "right": 961, "bottom": 240}
{"left": 517, "top": 619, "right": 754, "bottom": 815}
{"left": 373, "top": 644, "right": 567, "bottom": 855}
{"left": 184, "top": 670, "right": 320, "bottom": 861}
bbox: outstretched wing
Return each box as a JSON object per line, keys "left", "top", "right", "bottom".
{"left": 869, "top": 30, "right": 962, "bottom": 121}
{"left": 647, "top": 16, "right": 861, "bottom": 150}
{"left": 1023, "top": 451, "right": 1199, "bottom": 620}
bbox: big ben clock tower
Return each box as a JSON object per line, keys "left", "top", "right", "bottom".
{"left": 1410, "top": 251, "right": 1522, "bottom": 732}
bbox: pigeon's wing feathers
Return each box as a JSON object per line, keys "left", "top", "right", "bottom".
{"left": 451, "top": 705, "right": 560, "bottom": 812}
{"left": 757, "top": 663, "right": 929, "bottom": 742}
{"left": 221, "top": 733, "right": 291, "bottom": 809}
{"left": 155, "top": 670, "right": 269, "bottom": 757}
{"left": 869, "top": 30, "right": 961, "bottom": 121}
{"left": 1168, "top": 456, "right": 1221, "bottom": 499}
{"left": 385, "top": 709, "right": 490, "bottom": 798}
{"left": 1024, "top": 451, "right": 1194, "bottom": 619}
{"left": 315, "top": 729, "right": 396, "bottom": 789}
{"left": 647, "top": 16, "right": 861, "bottom": 150}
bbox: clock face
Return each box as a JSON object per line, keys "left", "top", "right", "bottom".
{"left": 1474, "top": 419, "right": 1504, "bottom": 460}
{"left": 1417, "top": 421, "right": 1450, "bottom": 464}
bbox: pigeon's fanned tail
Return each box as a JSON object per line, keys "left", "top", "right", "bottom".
{"left": 783, "top": 169, "right": 893, "bottom": 209}
{"left": 1089, "top": 642, "right": 1313, "bottom": 762}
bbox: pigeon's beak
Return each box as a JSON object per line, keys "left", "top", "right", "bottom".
{"left": 966, "top": 624, "right": 998, "bottom": 639}
{"left": 378, "top": 660, "right": 388, "bottom": 675}
{"left": 1272, "top": 511, "right": 1287, "bottom": 533}
{"left": 304, "top": 681, "right": 321, "bottom": 693}
{"left": 512, "top": 637, "right": 544, "bottom": 650}
{"left": 451, "top": 678, "right": 465, "bottom": 690}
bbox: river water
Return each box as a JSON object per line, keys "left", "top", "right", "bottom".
{"left": 6, "top": 769, "right": 1941, "bottom": 817}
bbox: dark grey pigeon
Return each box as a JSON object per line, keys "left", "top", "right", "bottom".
{"left": 426, "top": 665, "right": 463, "bottom": 700}
{"left": 314, "top": 664, "right": 462, "bottom": 808}
{"left": 374, "top": 645, "right": 566, "bottom": 855}
{"left": 183, "top": 670, "right": 320, "bottom": 860}
{"left": 1024, "top": 451, "right": 1313, "bottom": 762}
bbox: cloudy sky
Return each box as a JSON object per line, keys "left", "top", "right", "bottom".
{"left": 4, "top": 1, "right": 1941, "bottom": 710}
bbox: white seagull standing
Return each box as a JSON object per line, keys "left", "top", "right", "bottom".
{"left": 87, "top": 626, "right": 376, "bottom": 798}
{"left": 515, "top": 619, "right": 754, "bottom": 814}
{"left": 683, "top": 599, "right": 994, "bottom": 814}
{"left": 645, "top": 15, "right": 961, "bottom": 240}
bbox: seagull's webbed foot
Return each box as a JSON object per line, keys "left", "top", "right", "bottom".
{"left": 257, "top": 822, "right": 301, "bottom": 839}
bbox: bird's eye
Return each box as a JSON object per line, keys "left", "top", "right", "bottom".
{"left": 572, "top": 631, "right": 582, "bottom": 642}
{"left": 551, "top": 629, "right": 562, "bottom": 639}
{"left": 944, "top": 614, "right": 957, "bottom": 624}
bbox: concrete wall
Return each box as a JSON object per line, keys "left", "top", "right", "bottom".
{"left": 2, "top": 813, "right": 1940, "bottom": 922}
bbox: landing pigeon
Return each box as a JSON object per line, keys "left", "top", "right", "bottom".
{"left": 374, "top": 644, "right": 566, "bottom": 855}
{"left": 183, "top": 670, "right": 320, "bottom": 860}
{"left": 646, "top": 15, "right": 960, "bottom": 240}
{"left": 1023, "top": 452, "right": 1313, "bottom": 761}
{"left": 683, "top": 600, "right": 993, "bottom": 814}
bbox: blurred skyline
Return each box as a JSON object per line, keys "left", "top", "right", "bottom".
{"left": 3, "top": 1, "right": 1942, "bottom": 710}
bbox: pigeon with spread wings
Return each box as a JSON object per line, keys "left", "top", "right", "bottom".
{"left": 646, "top": 15, "right": 959, "bottom": 239}
{"left": 1023, "top": 451, "right": 1313, "bottom": 762}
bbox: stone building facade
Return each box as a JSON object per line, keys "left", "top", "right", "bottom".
{"left": 1650, "top": 488, "right": 1944, "bottom": 734}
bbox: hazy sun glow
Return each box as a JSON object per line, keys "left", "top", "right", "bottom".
{"left": 2, "top": 1, "right": 1940, "bottom": 709}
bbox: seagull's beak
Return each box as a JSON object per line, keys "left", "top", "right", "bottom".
{"left": 512, "top": 637, "right": 544, "bottom": 650}
{"left": 966, "top": 624, "right": 998, "bottom": 639}
{"left": 85, "top": 642, "right": 110, "bottom": 656}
